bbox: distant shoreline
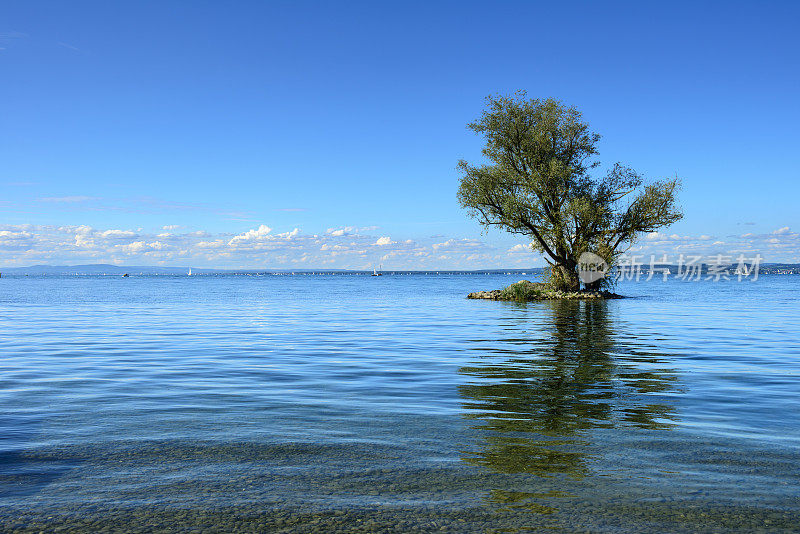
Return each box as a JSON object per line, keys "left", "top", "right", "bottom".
{"left": 2, "top": 264, "right": 798, "bottom": 276}
{"left": 1, "top": 270, "right": 544, "bottom": 277}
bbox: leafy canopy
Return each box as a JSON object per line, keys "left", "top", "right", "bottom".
{"left": 458, "top": 92, "right": 682, "bottom": 282}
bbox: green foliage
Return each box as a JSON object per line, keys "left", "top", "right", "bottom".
{"left": 458, "top": 92, "right": 683, "bottom": 291}
{"left": 499, "top": 280, "right": 545, "bottom": 302}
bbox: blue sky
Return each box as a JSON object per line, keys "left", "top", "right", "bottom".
{"left": 1, "top": 1, "right": 798, "bottom": 268}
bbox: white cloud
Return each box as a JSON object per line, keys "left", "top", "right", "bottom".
{"left": 100, "top": 229, "right": 136, "bottom": 238}
{"left": 624, "top": 226, "right": 800, "bottom": 260}
{"left": 120, "top": 241, "right": 168, "bottom": 253}
{"left": 0, "top": 230, "right": 31, "bottom": 238}
{"left": 432, "top": 238, "right": 487, "bottom": 251}
{"left": 2, "top": 222, "right": 799, "bottom": 269}
{"left": 60, "top": 225, "right": 93, "bottom": 234}
{"left": 229, "top": 224, "right": 272, "bottom": 245}
{"left": 74, "top": 234, "right": 95, "bottom": 248}
{"left": 325, "top": 226, "right": 377, "bottom": 237}
{"left": 196, "top": 240, "right": 224, "bottom": 249}
{"left": 277, "top": 228, "right": 300, "bottom": 239}
{"left": 508, "top": 243, "right": 532, "bottom": 253}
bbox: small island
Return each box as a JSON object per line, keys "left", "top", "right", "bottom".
{"left": 468, "top": 279, "right": 623, "bottom": 302}
{"left": 457, "top": 94, "right": 682, "bottom": 301}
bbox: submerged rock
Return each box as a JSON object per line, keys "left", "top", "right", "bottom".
{"left": 467, "top": 289, "right": 503, "bottom": 300}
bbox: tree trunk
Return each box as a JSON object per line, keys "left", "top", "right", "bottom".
{"left": 584, "top": 279, "right": 603, "bottom": 292}
{"left": 550, "top": 263, "right": 581, "bottom": 292}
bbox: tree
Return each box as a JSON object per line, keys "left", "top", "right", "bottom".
{"left": 457, "top": 92, "right": 683, "bottom": 291}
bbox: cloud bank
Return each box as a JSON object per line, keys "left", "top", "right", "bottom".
{"left": 0, "top": 224, "right": 796, "bottom": 269}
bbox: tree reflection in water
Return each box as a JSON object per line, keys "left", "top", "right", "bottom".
{"left": 459, "top": 300, "right": 680, "bottom": 516}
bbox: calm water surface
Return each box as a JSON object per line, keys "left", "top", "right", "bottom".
{"left": 1, "top": 274, "right": 798, "bottom": 532}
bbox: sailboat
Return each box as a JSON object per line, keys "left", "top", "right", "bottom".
{"left": 188, "top": 268, "right": 192, "bottom": 276}
{"left": 372, "top": 264, "right": 382, "bottom": 276}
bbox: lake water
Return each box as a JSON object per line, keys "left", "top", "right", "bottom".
{"left": 1, "top": 273, "right": 798, "bottom": 532}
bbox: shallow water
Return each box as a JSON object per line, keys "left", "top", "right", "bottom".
{"left": 1, "top": 273, "right": 798, "bottom": 532}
